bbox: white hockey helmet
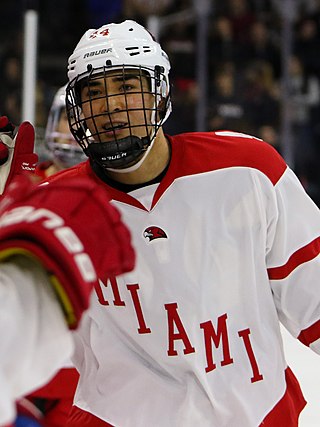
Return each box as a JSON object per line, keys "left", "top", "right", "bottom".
{"left": 66, "top": 20, "right": 172, "bottom": 171}
{"left": 45, "top": 84, "right": 87, "bottom": 168}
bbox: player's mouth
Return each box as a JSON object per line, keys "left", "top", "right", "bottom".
{"left": 102, "top": 122, "right": 127, "bottom": 134}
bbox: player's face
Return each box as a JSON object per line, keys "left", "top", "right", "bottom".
{"left": 80, "top": 70, "right": 154, "bottom": 143}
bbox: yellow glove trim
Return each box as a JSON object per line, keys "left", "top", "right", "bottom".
{"left": 49, "top": 274, "right": 77, "bottom": 327}
{"left": 0, "top": 247, "right": 38, "bottom": 262}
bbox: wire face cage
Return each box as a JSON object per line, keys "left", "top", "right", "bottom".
{"left": 66, "top": 64, "right": 170, "bottom": 170}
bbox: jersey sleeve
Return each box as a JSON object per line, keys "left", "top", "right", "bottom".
{"left": 0, "top": 257, "right": 74, "bottom": 425}
{"left": 266, "top": 166, "right": 320, "bottom": 354}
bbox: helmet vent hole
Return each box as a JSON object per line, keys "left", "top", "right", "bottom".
{"left": 125, "top": 46, "right": 152, "bottom": 56}
{"left": 126, "top": 46, "right": 140, "bottom": 56}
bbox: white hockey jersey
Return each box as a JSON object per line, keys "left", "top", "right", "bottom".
{"left": 49, "top": 131, "right": 320, "bottom": 427}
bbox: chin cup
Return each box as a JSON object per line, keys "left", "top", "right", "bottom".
{"left": 85, "top": 135, "right": 150, "bottom": 169}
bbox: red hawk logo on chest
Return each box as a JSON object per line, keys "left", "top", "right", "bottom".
{"left": 143, "top": 226, "right": 168, "bottom": 242}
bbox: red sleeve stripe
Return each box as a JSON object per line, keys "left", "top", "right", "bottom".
{"left": 297, "top": 319, "right": 320, "bottom": 346}
{"left": 267, "top": 237, "right": 320, "bottom": 280}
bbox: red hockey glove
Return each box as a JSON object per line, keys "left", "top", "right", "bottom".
{"left": 0, "top": 116, "right": 38, "bottom": 196}
{"left": 0, "top": 175, "right": 135, "bottom": 328}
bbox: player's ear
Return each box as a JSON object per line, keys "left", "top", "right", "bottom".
{"left": 157, "top": 97, "right": 168, "bottom": 121}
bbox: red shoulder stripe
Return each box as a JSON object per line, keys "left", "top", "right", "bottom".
{"left": 267, "top": 237, "right": 320, "bottom": 280}
{"left": 168, "top": 132, "right": 287, "bottom": 186}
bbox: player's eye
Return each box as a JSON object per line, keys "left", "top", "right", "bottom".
{"left": 121, "top": 83, "right": 135, "bottom": 92}
{"left": 88, "top": 88, "right": 103, "bottom": 98}
{"left": 82, "top": 85, "right": 104, "bottom": 100}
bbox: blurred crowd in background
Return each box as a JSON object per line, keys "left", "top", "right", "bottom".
{"left": 1, "top": 0, "right": 320, "bottom": 205}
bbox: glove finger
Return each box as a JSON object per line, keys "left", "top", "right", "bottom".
{"left": 100, "top": 219, "right": 135, "bottom": 279}
{"left": 114, "top": 222, "right": 135, "bottom": 275}
{"left": 90, "top": 195, "right": 135, "bottom": 278}
{"left": 14, "top": 122, "right": 35, "bottom": 153}
{"left": 11, "top": 121, "right": 38, "bottom": 178}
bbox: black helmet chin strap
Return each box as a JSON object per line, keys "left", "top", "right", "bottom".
{"left": 85, "top": 135, "right": 150, "bottom": 170}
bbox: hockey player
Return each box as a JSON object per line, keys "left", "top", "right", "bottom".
{"left": 0, "top": 117, "right": 135, "bottom": 427}
{"left": 39, "top": 20, "right": 320, "bottom": 426}
{"left": 36, "top": 84, "right": 86, "bottom": 179}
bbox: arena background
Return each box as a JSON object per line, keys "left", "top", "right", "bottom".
{"left": 1, "top": 0, "right": 320, "bottom": 425}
